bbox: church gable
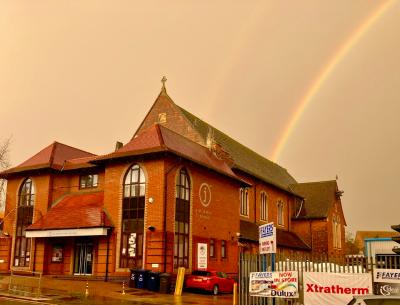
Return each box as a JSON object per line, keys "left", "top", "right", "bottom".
{"left": 134, "top": 86, "right": 205, "bottom": 146}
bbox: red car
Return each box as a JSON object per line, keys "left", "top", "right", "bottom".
{"left": 185, "top": 270, "right": 236, "bottom": 295}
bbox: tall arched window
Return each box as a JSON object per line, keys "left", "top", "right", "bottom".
{"left": 174, "top": 168, "right": 190, "bottom": 268}
{"left": 277, "top": 200, "right": 284, "bottom": 226}
{"left": 332, "top": 215, "right": 341, "bottom": 249}
{"left": 337, "top": 218, "right": 341, "bottom": 249}
{"left": 120, "top": 164, "right": 145, "bottom": 268}
{"left": 14, "top": 178, "right": 35, "bottom": 267}
{"left": 240, "top": 188, "right": 249, "bottom": 216}
{"left": 260, "top": 192, "right": 268, "bottom": 221}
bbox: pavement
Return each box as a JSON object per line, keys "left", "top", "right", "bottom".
{"left": 0, "top": 275, "right": 235, "bottom": 305}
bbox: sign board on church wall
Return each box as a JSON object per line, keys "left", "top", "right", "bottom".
{"left": 259, "top": 222, "right": 276, "bottom": 254}
{"left": 304, "top": 272, "right": 372, "bottom": 305}
{"left": 197, "top": 243, "right": 207, "bottom": 270}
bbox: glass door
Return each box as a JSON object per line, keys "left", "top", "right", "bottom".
{"left": 74, "top": 242, "right": 93, "bottom": 275}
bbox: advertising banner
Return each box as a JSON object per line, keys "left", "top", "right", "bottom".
{"left": 374, "top": 269, "right": 400, "bottom": 296}
{"left": 304, "top": 272, "right": 372, "bottom": 305}
{"left": 259, "top": 222, "right": 276, "bottom": 254}
{"left": 249, "top": 271, "right": 299, "bottom": 298}
{"left": 197, "top": 243, "right": 207, "bottom": 270}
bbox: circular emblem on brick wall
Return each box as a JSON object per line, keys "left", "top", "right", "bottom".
{"left": 199, "top": 183, "right": 211, "bottom": 207}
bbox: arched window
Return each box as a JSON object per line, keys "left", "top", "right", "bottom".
{"left": 174, "top": 168, "right": 190, "bottom": 268}
{"left": 332, "top": 216, "right": 341, "bottom": 249}
{"left": 14, "top": 178, "right": 35, "bottom": 267}
{"left": 120, "top": 164, "right": 145, "bottom": 268}
{"left": 240, "top": 188, "right": 249, "bottom": 216}
{"left": 260, "top": 192, "right": 268, "bottom": 221}
{"left": 277, "top": 200, "right": 284, "bottom": 226}
{"left": 337, "top": 218, "right": 341, "bottom": 249}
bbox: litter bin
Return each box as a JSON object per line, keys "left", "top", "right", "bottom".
{"left": 146, "top": 271, "right": 160, "bottom": 291}
{"left": 129, "top": 269, "right": 138, "bottom": 288}
{"left": 159, "top": 273, "right": 171, "bottom": 294}
{"left": 135, "top": 269, "right": 149, "bottom": 289}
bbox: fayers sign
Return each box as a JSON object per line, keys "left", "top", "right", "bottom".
{"left": 259, "top": 222, "right": 276, "bottom": 254}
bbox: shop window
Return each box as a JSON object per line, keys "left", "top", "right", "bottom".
{"left": 174, "top": 168, "right": 190, "bottom": 268}
{"left": 209, "top": 239, "right": 215, "bottom": 258}
{"left": 120, "top": 164, "right": 145, "bottom": 268}
{"left": 240, "top": 188, "right": 249, "bottom": 216}
{"left": 14, "top": 178, "right": 35, "bottom": 267}
{"left": 80, "top": 174, "right": 98, "bottom": 189}
{"left": 221, "top": 240, "right": 227, "bottom": 259}
{"left": 260, "top": 192, "right": 268, "bottom": 221}
{"left": 277, "top": 200, "right": 284, "bottom": 226}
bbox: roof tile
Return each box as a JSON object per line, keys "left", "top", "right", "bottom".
{"left": 27, "top": 192, "right": 112, "bottom": 231}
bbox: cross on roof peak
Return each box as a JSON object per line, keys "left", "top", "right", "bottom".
{"left": 161, "top": 76, "right": 167, "bottom": 93}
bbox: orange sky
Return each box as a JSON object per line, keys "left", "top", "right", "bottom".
{"left": 1, "top": 1, "right": 399, "bottom": 232}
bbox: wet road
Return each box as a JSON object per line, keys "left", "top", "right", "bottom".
{"left": 0, "top": 292, "right": 233, "bottom": 305}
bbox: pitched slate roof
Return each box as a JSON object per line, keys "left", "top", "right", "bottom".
{"left": 239, "top": 220, "right": 311, "bottom": 251}
{"left": 290, "top": 180, "right": 339, "bottom": 219}
{"left": 27, "top": 192, "right": 112, "bottom": 231}
{"left": 177, "top": 106, "right": 297, "bottom": 190}
{"left": 0, "top": 141, "right": 96, "bottom": 177}
{"left": 94, "top": 124, "right": 249, "bottom": 185}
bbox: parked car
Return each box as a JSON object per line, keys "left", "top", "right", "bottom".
{"left": 185, "top": 270, "right": 236, "bottom": 295}
{"left": 347, "top": 295, "right": 400, "bottom": 305}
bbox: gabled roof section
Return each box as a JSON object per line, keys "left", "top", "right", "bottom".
{"left": 94, "top": 124, "right": 248, "bottom": 185}
{"left": 239, "top": 220, "right": 310, "bottom": 251}
{"left": 177, "top": 106, "right": 297, "bottom": 189}
{"left": 290, "top": 180, "right": 342, "bottom": 220}
{"left": 134, "top": 88, "right": 297, "bottom": 191}
{"left": 27, "top": 192, "right": 112, "bottom": 231}
{"left": 0, "top": 141, "right": 96, "bottom": 177}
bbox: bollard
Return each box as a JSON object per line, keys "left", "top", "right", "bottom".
{"left": 233, "top": 282, "right": 237, "bottom": 305}
{"left": 122, "top": 281, "right": 126, "bottom": 295}
{"left": 85, "top": 281, "right": 89, "bottom": 297}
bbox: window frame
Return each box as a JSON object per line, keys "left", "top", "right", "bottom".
{"left": 14, "top": 178, "right": 35, "bottom": 267}
{"left": 260, "top": 192, "right": 268, "bottom": 221}
{"left": 240, "top": 188, "right": 249, "bottom": 217}
{"left": 174, "top": 168, "right": 191, "bottom": 269}
{"left": 79, "top": 174, "right": 99, "bottom": 189}
{"left": 277, "top": 200, "right": 284, "bottom": 226}
{"left": 209, "top": 239, "right": 215, "bottom": 258}
{"left": 120, "top": 164, "right": 146, "bottom": 269}
{"left": 221, "top": 240, "right": 227, "bottom": 259}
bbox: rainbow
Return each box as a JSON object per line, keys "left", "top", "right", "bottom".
{"left": 271, "top": 0, "right": 395, "bottom": 162}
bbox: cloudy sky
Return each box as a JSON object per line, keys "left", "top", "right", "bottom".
{"left": 1, "top": 1, "right": 399, "bottom": 233}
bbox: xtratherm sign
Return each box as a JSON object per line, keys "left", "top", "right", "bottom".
{"left": 304, "top": 272, "right": 372, "bottom": 305}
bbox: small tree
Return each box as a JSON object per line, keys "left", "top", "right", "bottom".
{"left": 345, "top": 230, "right": 361, "bottom": 255}
{"left": 0, "top": 137, "right": 11, "bottom": 211}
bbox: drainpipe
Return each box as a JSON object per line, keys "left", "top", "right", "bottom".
{"left": 32, "top": 238, "right": 36, "bottom": 272}
{"left": 253, "top": 183, "right": 257, "bottom": 223}
{"left": 105, "top": 228, "right": 111, "bottom": 282}
{"left": 163, "top": 157, "right": 181, "bottom": 273}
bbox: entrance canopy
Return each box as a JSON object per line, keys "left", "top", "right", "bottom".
{"left": 26, "top": 192, "right": 112, "bottom": 238}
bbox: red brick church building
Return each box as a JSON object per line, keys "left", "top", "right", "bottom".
{"left": 0, "top": 81, "right": 346, "bottom": 278}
